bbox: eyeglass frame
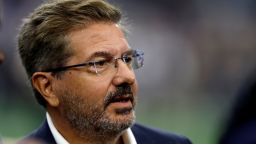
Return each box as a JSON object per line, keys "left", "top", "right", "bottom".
{"left": 42, "top": 49, "right": 144, "bottom": 74}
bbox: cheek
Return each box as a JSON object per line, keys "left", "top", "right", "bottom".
{"left": 71, "top": 75, "right": 111, "bottom": 102}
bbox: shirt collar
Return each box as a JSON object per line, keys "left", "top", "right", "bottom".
{"left": 46, "top": 112, "right": 137, "bottom": 144}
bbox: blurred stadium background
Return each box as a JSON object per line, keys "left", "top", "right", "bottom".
{"left": 1, "top": 0, "right": 256, "bottom": 144}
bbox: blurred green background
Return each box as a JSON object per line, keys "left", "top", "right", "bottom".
{"left": 1, "top": 0, "right": 256, "bottom": 144}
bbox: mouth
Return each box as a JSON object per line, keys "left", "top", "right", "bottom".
{"left": 111, "top": 95, "right": 133, "bottom": 103}
{"left": 106, "top": 94, "right": 134, "bottom": 109}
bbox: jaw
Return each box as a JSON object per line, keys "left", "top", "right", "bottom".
{"left": 102, "top": 104, "right": 136, "bottom": 132}
{"left": 46, "top": 102, "right": 136, "bottom": 144}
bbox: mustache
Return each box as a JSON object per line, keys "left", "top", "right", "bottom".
{"left": 104, "top": 84, "right": 134, "bottom": 109}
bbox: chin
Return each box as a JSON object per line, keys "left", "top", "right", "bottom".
{"left": 108, "top": 109, "right": 135, "bottom": 128}
{"left": 93, "top": 111, "right": 135, "bottom": 135}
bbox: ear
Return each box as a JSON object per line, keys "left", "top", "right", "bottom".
{"left": 31, "top": 72, "right": 60, "bottom": 107}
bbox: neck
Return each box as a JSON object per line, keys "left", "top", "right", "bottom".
{"left": 78, "top": 135, "right": 124, "bottom": 144}
{"left": 69, "top": 128, "right": 125, "bottom": 144}
{"left": 47, "top": 108, "right": 125, "bottom": 144}
{"left": 69, "top": 133, "right": 124, "bottom": 144}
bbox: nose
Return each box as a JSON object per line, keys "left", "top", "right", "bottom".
{"left": 112, "top": 60, "right": 136, "bottom": 86}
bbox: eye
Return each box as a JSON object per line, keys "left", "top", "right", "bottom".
{"left": 122, "top": 56, "right": 133, "bottom": 64}
{"left": 85, "top": 59, "right": 110, "bottom": 74}
{"left": 94, "top": 59, "right": 109, "bottom": 67}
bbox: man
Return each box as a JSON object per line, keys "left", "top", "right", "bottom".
{"left": 18, "top": 0, "right": 192, "bottom": 143}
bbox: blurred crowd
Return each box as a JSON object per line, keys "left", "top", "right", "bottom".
{"left": 1, "top": 0, "right": 256, "bottom": 144}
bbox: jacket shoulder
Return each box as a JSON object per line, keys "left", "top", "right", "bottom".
{"left": 131, "top": 123, "right": 192, "bottom": 144}
{"left": 17, "top": 120, "right": 56, "bottom": 144}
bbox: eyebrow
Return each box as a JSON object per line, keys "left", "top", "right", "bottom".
{"left": 123, "top": 49, "right": 133, "bottom": 56}
{"left": 87, "top": 49, "right": 133, "bottom": 60}
{"left": 87, "top": 51, "right": 114, "bottom": 61}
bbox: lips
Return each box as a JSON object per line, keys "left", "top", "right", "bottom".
{"left": 111, "top": 95, "right": 134, "bottom": 103}
{"left": 104, "top": 84, "right": 134, "bottom": 109}
{"left": 108, "top": 95, "right": 134, "bottom": 115}
{"left": 104, "top": 94, "right": 134, "bottom": 109}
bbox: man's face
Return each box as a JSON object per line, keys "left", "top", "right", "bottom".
{"left": 54, "top": 22, "right": 138, "bottom": 135}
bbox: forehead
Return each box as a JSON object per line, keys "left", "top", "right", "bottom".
{"left": 67, "top": 22, "right": 129, "bottom": 61}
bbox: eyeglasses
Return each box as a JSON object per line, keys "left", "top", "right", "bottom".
{"left": 44, "top": 49, "right": 144, "bottom": 75}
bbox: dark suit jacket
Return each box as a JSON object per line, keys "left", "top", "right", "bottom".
{"left": 219, "top": 120, "right": 256, "bottom": 144}
{"left": 20, "top": 120, "right": 192, "bottom": 144}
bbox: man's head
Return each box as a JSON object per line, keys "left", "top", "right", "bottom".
{"left": 18, "top": 0, "right": 144, "bottom": 139}
{"left": 18, "top": 0, "right": 122, "bottom": 106}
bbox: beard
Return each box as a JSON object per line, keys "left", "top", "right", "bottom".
{"left": 58, "top": 84, "right": 136, "bottom": 138}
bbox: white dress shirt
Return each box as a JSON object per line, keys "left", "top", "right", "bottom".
{"left": 46, "top": 113, "right": 137, "bottom": 144}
